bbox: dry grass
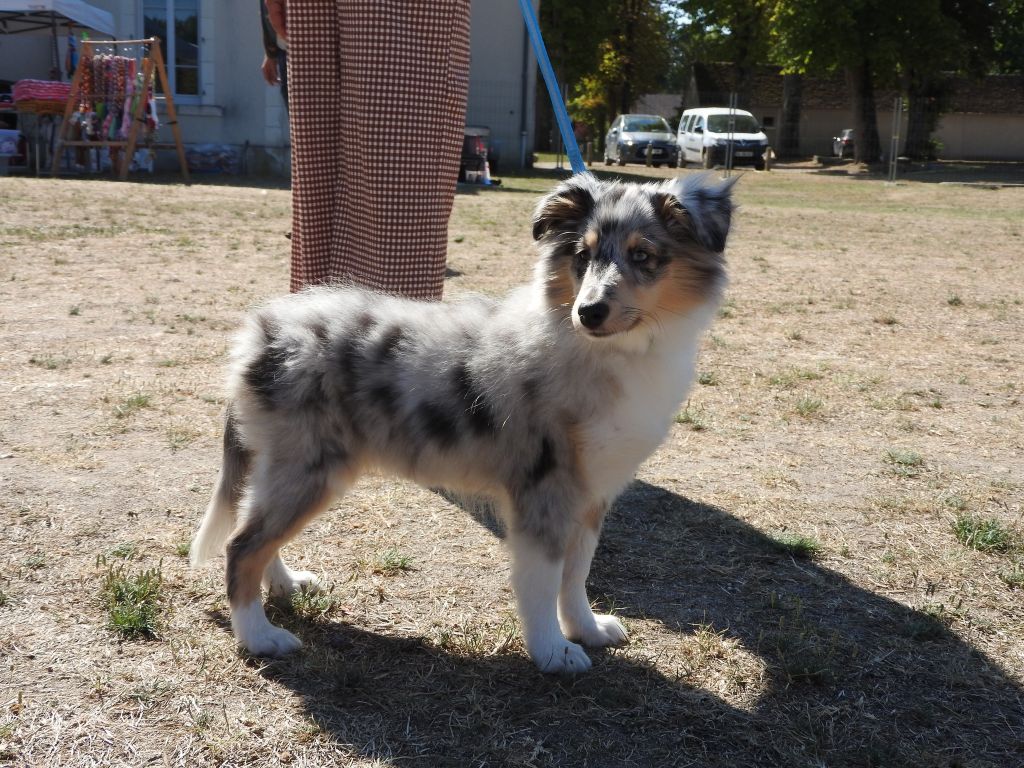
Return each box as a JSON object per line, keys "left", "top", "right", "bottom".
{"left": 1, "top": 164, "right": 1022, "bottom": 766}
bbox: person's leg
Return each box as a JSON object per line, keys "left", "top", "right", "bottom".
{"left": 286, "top": 0, "right": 343, "bottom": 292}
{"left": 331, "top": 1, "right": 471, "bottom": 299}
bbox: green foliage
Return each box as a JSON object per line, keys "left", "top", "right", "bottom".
{"left": 952, "top": 514, "right": 1018, "bottom": 553}
{"left": 548, "top": 0, "right": 670, "bottom": 138}
{"left": 101, "top": 561, "right": 164, "bottom": 639}
{"left": 771, "top": 532, "right": 821, "bottom": 559}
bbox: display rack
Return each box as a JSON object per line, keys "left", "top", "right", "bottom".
{"left": 51, "top": 37, "right": 189, "bottom": 182}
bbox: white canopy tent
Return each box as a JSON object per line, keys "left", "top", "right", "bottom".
{"left": 0, "top": 1, "right": 114, "bottom": 37}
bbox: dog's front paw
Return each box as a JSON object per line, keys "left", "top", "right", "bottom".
{"left": 241, "top": 624, "right": 303, "bottom": 657}
{"left": 530, "top": 639, "right": 592, "bottom": 674}
{"left": 232, "top": 601, "right": 304, "bottom": 657}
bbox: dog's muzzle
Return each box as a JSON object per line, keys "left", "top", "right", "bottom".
{"left": 577, "top": 301, "right": 610, "bottom": 331}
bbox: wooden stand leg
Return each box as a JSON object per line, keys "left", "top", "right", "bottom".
{"left": 51, "top": 40, "right": 90, "bottom": 177}
{"left": 149, "top": 42, "right": 190, "bottom": 184}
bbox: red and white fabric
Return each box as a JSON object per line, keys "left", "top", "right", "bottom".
{"left": 287, "top": 0, "right": 471, "bottom": 299}
{"left": 13, "top": 80, "right": 72, "bottom": 103}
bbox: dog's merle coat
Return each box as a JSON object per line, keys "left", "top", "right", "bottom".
{"left": 193, "top": 174, "right": 734, "bottom": 673}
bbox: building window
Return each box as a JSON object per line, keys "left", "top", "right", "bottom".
{"left": 143, "top": 0, "right": 200, "bottom": 101}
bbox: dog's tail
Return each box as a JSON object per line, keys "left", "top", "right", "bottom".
{"left": 191, "top": 406, "right": 251, "bottom": 567}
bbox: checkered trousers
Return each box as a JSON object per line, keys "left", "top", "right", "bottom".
{"left": 287, "top": 0, "right": 471, "bottom": 299}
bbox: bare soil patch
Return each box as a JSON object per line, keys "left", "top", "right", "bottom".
{"left": 1, "top": 167, "right": 1022, "bottom": 767}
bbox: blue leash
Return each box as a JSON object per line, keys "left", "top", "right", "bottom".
{"left": 518, "top": 0, "right": 586, "bottom": 175}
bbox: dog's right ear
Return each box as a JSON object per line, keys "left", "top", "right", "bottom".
{"left": 532, "top": 174, "right": 600, "bottom": 240}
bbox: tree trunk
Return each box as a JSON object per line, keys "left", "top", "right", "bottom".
{"left": 846, "top": 58, "right": 882, "bottom": 164}
{"left": 779, "top": 73, "right": 803, "bottom": 159}
{"left": 902, "top": 70, "right": 947, "bottom": 160}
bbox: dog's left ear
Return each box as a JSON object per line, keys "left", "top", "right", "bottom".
{"left": 533, "top": 174, "right": 601, "bottom": 240}
{"left": 653, "top": 174, "right": 737, "bottom": 253}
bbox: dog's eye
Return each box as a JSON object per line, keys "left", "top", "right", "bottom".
{"left": 575, "top": 248, "right": 591, "bottom": 262}
{"left": 632, "top": 250, "right": 652, "bottom": 264}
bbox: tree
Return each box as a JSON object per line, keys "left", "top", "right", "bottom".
{"left": 992, "top": 0, "right": 1024, "bottom": 73}
{"left": 673, "top": 0, "right": 772, "bottom": 105}
{"left": 542, "top": 0, "right": 670, "bottom": 140}
{"left": 770, "top": 0, "right": 900, "bottom": 163}
{"left": 892, "top": 0, "right": 996, "bottom": 159}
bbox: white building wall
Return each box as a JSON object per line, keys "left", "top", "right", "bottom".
{"left": 3, "top": 0, "right": 534, "bottom": 174}
{"left": 466, "top": 0, "right": 536, "bottom": 172}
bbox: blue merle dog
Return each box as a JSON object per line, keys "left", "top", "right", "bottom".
{"left": 192, "top": 173, "right": 734, "bottom": 673}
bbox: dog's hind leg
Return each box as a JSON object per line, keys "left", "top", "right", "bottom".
{"left": 507, "top": 529, "right": 592, "bottom": 674}
{"left": 226, "top": 455, "right": 343, "bottom": 656}
{"left": 191, "top": 408, "right": 251, "bottom": 567}
{"left": 558, "top": 507, "right": 628, "bottom": 648}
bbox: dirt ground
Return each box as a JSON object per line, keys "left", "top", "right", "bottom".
{"left": 1, "top": 163, "right": 1022, "bottom": 767}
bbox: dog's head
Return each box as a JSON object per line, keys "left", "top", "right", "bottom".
{"left": 532, "top": 173, "right": 734, "bottom": 342}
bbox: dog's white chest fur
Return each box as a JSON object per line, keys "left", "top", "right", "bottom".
{"left": 580, "top": 322, "right": 704, "bottom": 503}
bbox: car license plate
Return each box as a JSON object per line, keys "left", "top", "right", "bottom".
{"left": 735, "top": 151, "right": 753, "bottom": 157}
{"left": 652, "top": 149, "right": 664, "bottom": 155}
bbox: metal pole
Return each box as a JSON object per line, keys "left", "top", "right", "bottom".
{"left": 725, "top": 92, "right": 737, "bottom": 178}
{"left": 518, "top": 0, "right": 585, "bottom": 174}
{"left": 888, "top": 96, "right": 902, "bottom": 183}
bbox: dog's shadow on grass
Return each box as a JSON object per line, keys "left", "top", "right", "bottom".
{"left": 245, "top": 481, "right": 1023, "bottom": 767}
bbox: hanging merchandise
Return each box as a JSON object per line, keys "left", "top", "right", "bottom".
{"left": 51, "top": 37, "right": 190, "bottom": 182}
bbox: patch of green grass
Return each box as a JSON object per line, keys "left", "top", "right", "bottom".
{"left": 900, "top": 603, "right": 952, "bottom": 641}
{"left": 885, "top": 449, "right": 925, "bottom": 477}
{"left": 698, "top": 371, "right": 719, "bottom": 386}
{"left": 101, "top": 562, "right": 164, "bottom": 639}
{"left": 793, "top": 396, "right": 823, "bottom": 418}
{"left": 759, "top": 594, "right": 837, "bottom": 684}
{"left": 998, "top": 561, "right": 1024, "bottom": 589}
{"left": 69, "top": 305, "right": 81, "bottom": 316}
{"left": 174, "top": 541, "right": 190, "bottom": 558}
{"left": 23, "top": 554, "right": 46, "bottom": 570}
{"left": 288, "top": 586, "right": 341, "bottom": 620}
{"left": 943, "top": 494, "right": 968, "bottom": 512}
{"left": 373, "top": 547, "right": 414, "bottom": 576}
{"left": 951, "top": 513, "right": 1018, "bottom": 553}
{"left": 29, "top": 355, "right": 70, "bottom": 370}
{"left": 767, "top": 368, "right": 823, "bottom": 388}
{"left": 113, "top": 393, "right": 152, "bottom": 419}
{"left": 675, "top": 404, "right": 708, "bottom": 431}
{"left": 786, "top": 329, "right": 804, "bottom": 341}
{"left": 947, "top": 294, "right": 963, "bottom": 307}
{"left": 108, "top": 542, "right": 137, "bottom": 560}
{"left": 771, "top": 532, "right": 821, "bottom": 559}
{"left": 166, "top": 426, "right": 199, "bottom": 452}
{"left": 436, "top": 613, "right": 519, "bottom": 658}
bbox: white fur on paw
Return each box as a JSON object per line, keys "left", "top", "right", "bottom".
{"left": 241, "top": 624, "right": 302, "bottom": 657}
{"left": 232, "top": 600, "right": 303, "bottom": 657}
{"left": 266, "top": 569, "right": 322, "bottom": 598}
{"left": 531, "top": 639, "right": 592, "bottom": 674}
{"left": 562, "top": 612, "right": 629, "bottom": 647}
{"left": 574, "top": 613, "right": 629, "bottom": 648}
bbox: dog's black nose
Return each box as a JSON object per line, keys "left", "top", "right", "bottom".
{"left": 578, "top": 302, "right": 610, "bottom": 330}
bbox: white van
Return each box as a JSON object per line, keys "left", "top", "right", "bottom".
{"left": 676, "top": 107, "right": 769, "bottom": 170}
